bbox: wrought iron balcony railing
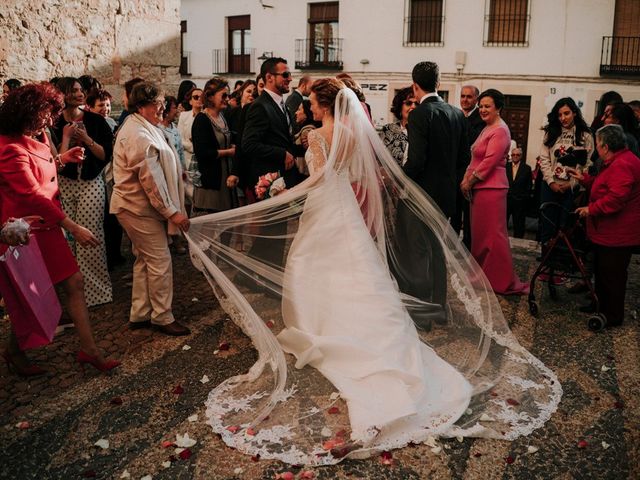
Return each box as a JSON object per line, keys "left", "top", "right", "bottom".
{"left": 295, "top": 38, "right": 343, "bottom": 70}
{"left": 212, "top": 48, "right": 256, "bottom": 75}
{"left": 600, "top": 36, "right": 640, "bottom": 76}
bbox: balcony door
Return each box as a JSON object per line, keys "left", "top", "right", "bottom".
{"left": 228, "top": 15, "right": 251, "bottom": 74}
{"left": 308, "top": 2, "right": 339, "bottom": 66}
{"left": 611, "top": 0, "right": 640, "bottom": 67}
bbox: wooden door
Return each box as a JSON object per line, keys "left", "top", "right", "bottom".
{"left": 502, "top": 95, "right": 531, "bottom": 159}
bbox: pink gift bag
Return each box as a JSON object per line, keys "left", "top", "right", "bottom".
{"left": 0, "top": 240, "right": 62, "bottom": 350}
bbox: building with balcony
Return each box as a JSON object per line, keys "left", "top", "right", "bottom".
{"left": 181, "top": 0, "right": 640, "bottom": 167}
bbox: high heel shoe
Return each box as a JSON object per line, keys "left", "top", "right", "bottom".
{"left": 76, "top": 351, "right": 121, "bottom": 373}
{"left": 2, "top": 349, "right": 47, "bottom": 377}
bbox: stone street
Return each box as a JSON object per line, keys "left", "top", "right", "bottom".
{"left": 1, "top": 239, "right": 638, "bottom": 479}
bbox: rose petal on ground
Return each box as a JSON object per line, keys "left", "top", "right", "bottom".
{"left": 490, "top": 391, "right": 498, "bottom": 397}
{"left": 175, "top": 433, "right": 197, "bottom": 448}
{"left": 120, "top": 470, "right": 131, "bottom": 479}
{"left": 577, "top": 440, "right": 589, "bottom": 449}
{"left": 226, "top": 425, "right": 240, "bottom": 433}
{"left": 380, "top": 451, "right": 394, "bottom": 465}
{"left": 175, "top": 447, "right": 185, "bottom": 455}
{"left": 173, "top": 385, "right": 184, "bottom": 394}
{"left": 322, "top": 439, "right": 338, "bottom": 450}
{"left": 162, "top": 461, "right": 171, "bottom": 468}
{"left": 182, "top": 345, "right": 191, "bottom": 351}
{"left": 110, "top": 397, "right": 123, "bottom": 406}
{"left": 328, "top": 407, "right": 340, "bottom": 414}
{"left": 187, "top": 414, "right": 198, "bottom": 422}
{"left": 94, "top": 439, "right": 109, "bottom": 449}
{"left": 16, "top": 421, "right": 29, "bottom": 429}
{"left": 506, "top": 398, "right": 520, "bottom": 406}
{"left": 456, "top": 436, "right": 464, "bottom": 443}
{"left": 601, "top": 365, "right": 610, "bottom": 372}
{"left": 602, "top": 441, "right": 610, "bottom": 450}
{"left": 162, "top": 440, "right": 175, "bottom": 448}
{"left": 527, "top": 446, "right": 539, "bottom": 454}
{"left": 246, "top": 428, "right": 257, "bottom": 436}
{"left": 474, "top": 452, "right": 482, "bottom": 457}
{"left": 505, "top": 456, "right": 515, "bottom": 464}
{"left": 321, "top": 427, "right": 332, "bottom": 437}
{"left": 300, "top": 471, "right": 315, "bottom": 479}
{"left": 218, "top": 342, "right": 230, "bottom": 351}
{"left": 179, "top": 448, "right": 192, "bottom": 460}
{"left": 276, "top": 473, "right": 295, "bottom": 480}
{"left": 479, "top": 414, "right": 495, "bottom": 422}
{"left": 266, "top": 320, "right": 275, "bottom": 329}
{"left": 335, "top": 429, "right": 347, "bottom": 438}
{"left": 251, "top": 454, "right": 261, "bottom": 462}
{"left": 213, "top": 350, "right": 220, "bottom": 355}
{"left": 200, "top": 375, "right": 210, "bottom": 384}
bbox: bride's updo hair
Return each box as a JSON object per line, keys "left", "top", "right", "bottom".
{"left": 310, "top": 78, "right": 345, "bottom": 116}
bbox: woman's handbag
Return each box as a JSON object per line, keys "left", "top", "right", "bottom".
{"left": 0, "top": 241, "right": 62, "bottom": 350}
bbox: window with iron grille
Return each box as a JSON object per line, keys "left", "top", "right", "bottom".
{"left": 484, "top": 0, "right": 530, "bottom": 47}
{"left": 404, "top": 0, "right": 445, "bottom": 46}
{"left": 308, "top": 2, "right": 340, "bottom": 67}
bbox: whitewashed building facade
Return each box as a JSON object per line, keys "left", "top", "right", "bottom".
{"left": 180, "top": 0, "right": 640, "bottom": 166}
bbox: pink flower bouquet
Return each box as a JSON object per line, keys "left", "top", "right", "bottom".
{"left": 255, "top": 172, "right": 286, "bottom": 200}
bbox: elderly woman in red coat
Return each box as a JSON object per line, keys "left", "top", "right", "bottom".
{"left": 0, "top": 83, "right": 120, "bottom": 375}
{"left": 569, "top": 124, "right": 640, "bottom": 327}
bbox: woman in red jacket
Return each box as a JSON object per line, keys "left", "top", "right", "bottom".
{"left": 570, "top": 124, "right": 640, "bottom": 327}
{"left": 0, "top": 83, "right": 120, "bottom": 375}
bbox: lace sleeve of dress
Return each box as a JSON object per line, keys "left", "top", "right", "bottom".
{"left": 304, "top": 129, "right": 328, "bottom": 176}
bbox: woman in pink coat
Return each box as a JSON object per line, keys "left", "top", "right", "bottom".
{"left": 570, "top": 124, "right": 640, "bottom": 327}
{"left": 460, "top": 89, "right": 528, "bottom": 295}
{"left": 0, "top": 83, "right": 120, "bottom": 375}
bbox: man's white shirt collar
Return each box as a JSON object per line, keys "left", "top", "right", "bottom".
{"left": 464, "top": 105, "right": 478, "bottom": 117}
{"left": 420, "top": 92, "right": 439, "bottom": 104}
{"left": 265, "top": 88, "right": 285, "bottom": 108}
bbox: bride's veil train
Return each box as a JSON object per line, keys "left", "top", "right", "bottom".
{"left": 184, "top": 87, "right": 561, "bottom": 465}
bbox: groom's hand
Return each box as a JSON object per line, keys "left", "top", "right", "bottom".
{"left": 285, "top": 151, "right": 295, "bottom": 170}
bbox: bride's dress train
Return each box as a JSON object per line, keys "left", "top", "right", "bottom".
{"left": 185, "top": 88, "right": 561, "bottom": 465}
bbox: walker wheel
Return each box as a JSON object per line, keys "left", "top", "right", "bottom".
{"left": 587, "top": 314, "right": 607, "bottom": 332}
{"left": 529, "top": 301, "right": 539, "bottom": 317}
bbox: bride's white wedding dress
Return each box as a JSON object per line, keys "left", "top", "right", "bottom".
{"left": 279, "top": 131, "right": 472, "bottom": 444}
{"left": 185, "top": 88, "right": 561, "bottom": 465}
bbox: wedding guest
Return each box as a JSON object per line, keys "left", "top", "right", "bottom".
{"left": 160, "top": 96, "right": 185, "bottom": 170}
{"left": 285, "top": 75, "right": 312, "bottom": 129}
{"left": 460, "top": 89, "right": 528, "bottom": 295}
{"left": 293, "top": 99, "right": 322, "bottom": 175}
{"left": 177, "top": 86, "right": 203, "bottom": 201}
{"left": 506, "top": 147, "right": 532, "bottom": 238}
{"left": 256, "top": 74, "right": 265, "bottom": 97}
{"left": 78, "top": 75, "right": 102, "bottom": 97}
{"left": 590, "top": 91, "right": 623, "bottom": 133}
{"left": 111, "top": 82, "right": 190, "bottom": 336}
{"left": 117, "top": 77, "right": 144, "bottom": 126}
{"left": 0, "top": 83, "right": 120, "bottom": 375}
{"left": 191, "top": 78, "right": 237, "bottom": 215}
{"left": 538, "top": 98, "right": 593, "bottom": 248}
{"left": 380, "top": 87, "right": 416, "bottom": 166}
{"left": 52, "top": 77, "right": 114, "bottom": 306}
{"left": 1, "top": 79, "right": 21, "bottom": 104}
{"left": 602, "top": 102, "right": 640, "bottom": 156}
{"left": 569, "top": 125, "right": 640, "bottom": 326}
{"left": 629, "top": 100, "right": 640, "bottom": 122}
{"left": 177, "top": 80, "right": 197, "bottom": 112}
{"left": 228, "top": 80, "right": 257, "bottom": 204}
{"left": 86, "top": 89, "right": 117, "bottom": 132}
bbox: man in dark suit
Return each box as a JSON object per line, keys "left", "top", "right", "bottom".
{"left": 240, "top": 57, "right": 305, "bottom": 278}
{"left": 394, "top": 61, "right": 470, "bottom": 328}
{"left": 452, "top": 85, "right": 485, "bottom": 249}
{"left": 506, "top": 147, "right": 533, "bottom": 238}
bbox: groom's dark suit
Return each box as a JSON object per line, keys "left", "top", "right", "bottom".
{"left": 241, "top": 90, "right": 305, "bottom": 273}
{"left": 394, "top": 95, "right": 470, "bottom": 326}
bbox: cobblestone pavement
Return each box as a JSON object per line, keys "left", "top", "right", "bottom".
{"left": 1, "top": 239, "right": 638, "bottom": 479}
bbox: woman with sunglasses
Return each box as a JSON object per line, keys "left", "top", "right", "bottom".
{"left": 380, "top": 87, "right": 417, "bottom": 166}
{"left": 177, "top": 86, "right": 204, "bottom": 203}
{"left": 191, "top": 78, "right": 237, "bottom": 216}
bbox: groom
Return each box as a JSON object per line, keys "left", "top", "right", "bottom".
{"left": 241, "top": 57, "right": 305, "bottom": 275}
{"left": 395, "top": 61, "right": 469, "bottom": 327}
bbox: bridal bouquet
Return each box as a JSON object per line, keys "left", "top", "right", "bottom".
{"left": 255, "top": 172, "right": 286, "bottom": 200}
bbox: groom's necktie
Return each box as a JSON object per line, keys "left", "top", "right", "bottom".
{"left": 280, "top": 99, "right": 292, "bottom": 134}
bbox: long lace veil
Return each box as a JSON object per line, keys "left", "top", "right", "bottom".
{"left": 185, "top": 88, "right": 561, "bottom": 465}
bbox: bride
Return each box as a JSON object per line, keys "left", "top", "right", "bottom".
{"left": 185, "top": 79, "right": 561, "bottom": 465}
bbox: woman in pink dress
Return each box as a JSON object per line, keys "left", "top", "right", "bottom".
{"left": 460, "top": 89, "right": 528, "bottom": 295}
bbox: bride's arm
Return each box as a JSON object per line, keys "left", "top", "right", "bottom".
{"left": 305, "top": 129, "right": 328, "bottom": 177}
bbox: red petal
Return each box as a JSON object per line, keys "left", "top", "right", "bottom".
{"left": 246, "top": 427, "right": 257, "bottom": 436}
{"left": 173, "top": 385, "right": 184, "bottom": 394}
{"left": 505, "top": 456, "right": 515, "bottom": 464}
{"left": 614, "top": 401, "right": 624, "bottom": 409}
{"left": 169, "top": 455, "right": 177, "bottom": 462}
{"left": 251, "top": 454, "right": 261, "bottom": 462}
{"left": 82, "top": 470, "right": 97, "bottom": 478}
{"left": 300, "top": 471, "right": 315, "bottom": 479}
{"left": 17, "top": 421, "right": 30, "bottom": 429}
{"left": 218, "top": 342, "right": 230, "bottom": 351}
{"left": 490, "top": 391, "right": 498, "bottom": 397}
{"left": 110, "top": 397, "right": 123, "bottom": 406}
{"left": 328, "top": 406, "right": 340, "bottom": 414}
{"left": 474, "top": 452, "right": 482, "bottom": 457}
{"left": 162, "top": 440, "right": 175, "bottom": 448}
{"left": 506, "top": 398, "right": 520, "bottom": 406}
{"left": 577, "top": 440, "right": 588, "bottom": 449}
{"left": 335, "top": 429, "right": 347, "bottom": 438}
{"left": 380, "top": 451, "right": 394, "bottom": 465}
{"left": 179, "top": 448, "right": 192, "bottom": 460}
{"left": 226, "top": 425, "right": 240, "bottom": 433}
{"left": 266, "top": 320, "right": 275, "bottom": 329}
{"left": 277, "top": 473, "right": 295, "bottom": 480}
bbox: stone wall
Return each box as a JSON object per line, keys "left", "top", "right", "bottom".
{"left": 0, "top": 0, "right": 181, "bottom": 104}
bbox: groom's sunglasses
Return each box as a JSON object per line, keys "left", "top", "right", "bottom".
{"left": 272, "top": 71, "right": 292, "bottom": 79}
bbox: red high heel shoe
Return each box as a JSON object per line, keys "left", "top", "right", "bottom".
{"left": 76, "top": 351, "right": 121, "bottom": 373}
{"left": 2, "top": 349, "right": 47, "bottom": 377}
